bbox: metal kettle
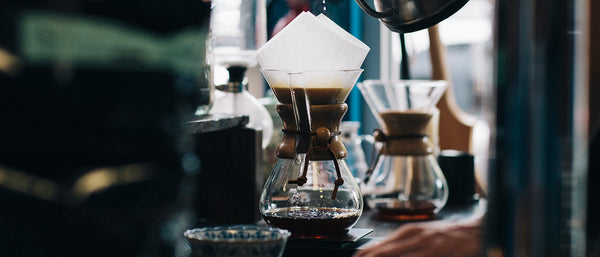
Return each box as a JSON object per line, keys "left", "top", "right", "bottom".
{"left": 354, "top": 0, "right": 469, "bottom": 33}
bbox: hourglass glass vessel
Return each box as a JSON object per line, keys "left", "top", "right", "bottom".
{"left": 358, "top": 80, "right": 448, "bottom": 220}
{"left": 259, "top": 69, "right": 363, "bottom": 238}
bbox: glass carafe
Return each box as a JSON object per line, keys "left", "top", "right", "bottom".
{"left": 358, "top": 80, "right": 448, "bottom": 220}
{"left": 259, "top": 69, "right": 363, "bottom": 238}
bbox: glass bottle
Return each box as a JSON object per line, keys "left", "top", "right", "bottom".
{"left": 206, "top": 0, "right": 273, "bottom": 148}
{"left": 340, "top": 121, "right": 371, "bottom": 182}
{"left": 209, "top": 66, "right": 273, "bottom": 149}
{"left": 358, "top": 80, "right": 448, "bottom": 220}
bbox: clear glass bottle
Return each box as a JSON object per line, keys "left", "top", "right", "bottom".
{"left": 358, "top": 80, "right": 448, "bottom": 220}
{"left": 206, "top": 0, "right": 273, "bottom": 148}
{"left": 209, "top": 66, "right": 273, "bottom": 148}
{"left": 340, "top": 121, "right": 371, "bottom": 182}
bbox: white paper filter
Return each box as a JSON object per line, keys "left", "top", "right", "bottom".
{"left": 256, "top": 12, "right": 370, "bottom": 72}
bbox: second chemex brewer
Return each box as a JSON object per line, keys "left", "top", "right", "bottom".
{"left": 358, "top": 80, "right": 449, "bottom": 220}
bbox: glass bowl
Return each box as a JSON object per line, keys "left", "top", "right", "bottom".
{"left": 184, "top": 225, "right": 291, "bottom": 257}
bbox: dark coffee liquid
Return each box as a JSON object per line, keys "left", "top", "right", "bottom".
{"left": 271, "top": 86, "right": 349, "bottom": 105}
{"left": 262, "top": 207, "right": 360, "bottom": 238}
{"left": 370, "top": 199, "right": 437, "bottom": 221}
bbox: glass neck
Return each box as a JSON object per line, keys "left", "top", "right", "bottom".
{"left": 217, "top": 81, "right": 245, "bottom": 93}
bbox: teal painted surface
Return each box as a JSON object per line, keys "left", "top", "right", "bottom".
{"left": 349, "top": 0, "right": 363, "bottom": 123}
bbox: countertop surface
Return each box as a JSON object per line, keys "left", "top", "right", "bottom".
{"left": 356, "top": 199, "right": 486, "bottom": 237}
{"left": 281, "top": 199, "right": 486, "bottom": 257}
{"left": 188, "top": 114, "right": 249, "bottom": 134}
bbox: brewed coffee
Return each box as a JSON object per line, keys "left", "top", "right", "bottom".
{"left": 369, "top": 198, "right": 437, "bottom": 220}
{"left": 262, "top": 206, "right": 361, "bottom": 238}
{"left": 271, "top": 86, "right": 349, "bottom": 105}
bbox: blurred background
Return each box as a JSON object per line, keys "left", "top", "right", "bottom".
{"left": 0, "top": 1, "right": 210, "bottom": 256}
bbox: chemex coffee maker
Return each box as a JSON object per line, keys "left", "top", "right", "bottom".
{"left": 255, "top": 12, "right": 369, "bottom": 238}
{"left": 358, "top": 80, "right": 448, "bottom": 220}
{"left": 351, "top": 0, "right": 472, "bottom": 221}
{"left": 259, "top": 69, "right": 364, "bottom": 238}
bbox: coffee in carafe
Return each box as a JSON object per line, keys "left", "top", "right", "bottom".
{"left": 259, "top": 69, "right": 363, "bottom": 238}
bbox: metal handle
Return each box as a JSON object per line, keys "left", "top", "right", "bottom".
{"left": 354, "top": 0, "right": 396, "bottom": 18}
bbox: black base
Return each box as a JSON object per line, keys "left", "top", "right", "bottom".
{"left": 283, "top": 228, "right": 374, "bottom": 257}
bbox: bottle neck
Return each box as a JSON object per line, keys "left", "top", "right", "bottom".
{"left": 217, "top": 81, "right": 245, "bottom": 93}
{"left": 215, "top": 65, "right": 247, "bottom": 93}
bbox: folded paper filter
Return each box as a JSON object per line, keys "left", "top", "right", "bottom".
{"left": 257, "top": 12, "right": 370, "bottom": 72}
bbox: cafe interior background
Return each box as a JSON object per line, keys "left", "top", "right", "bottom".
{"left": 0, "top": 0, "right": 597, "bottom": 256}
